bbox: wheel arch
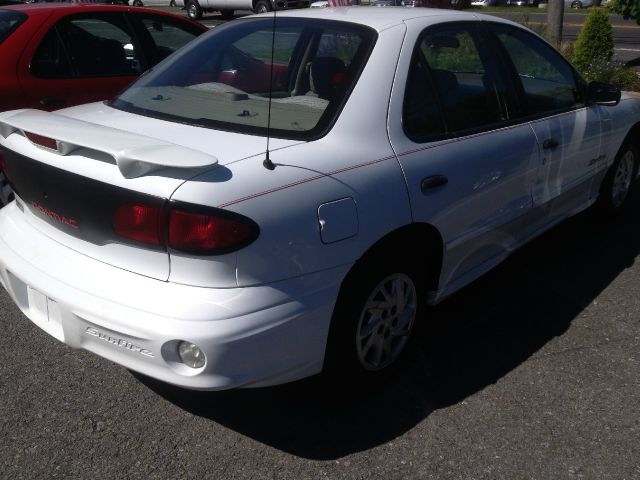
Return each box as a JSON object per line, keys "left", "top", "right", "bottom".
{"left": 617, "top": 121, "right": 640, "bottom": 177}
{"left": 621, "top": 122, "right": 640, "bottom": 151}
{"left": 345, "top": 222, "right": 444, "bottom": 294}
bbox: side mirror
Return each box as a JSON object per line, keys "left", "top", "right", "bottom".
{"left": 587, "top": 81, "right": 621, "bottom": 106}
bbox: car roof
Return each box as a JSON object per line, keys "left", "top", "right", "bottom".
{"left": 252, "top": 7, "right": 510, "bottom": 33}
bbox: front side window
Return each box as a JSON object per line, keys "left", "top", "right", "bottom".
{"left": 416, "top": 24, "right": 507, "bottom": 133}
{"left": 110, "top": 18, "right": 376, "bottom": 140}
{"left": 490, "top": 24, "right": 581, "bottom": 116}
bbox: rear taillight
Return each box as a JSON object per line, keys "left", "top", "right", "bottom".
{"left": 169, "top": 209, "right": 257, "bottom": 253}
{"left": 112, "top": 203, "right": 165, "bottom": 246}
{"left": 112, "top": 202, "right": 259, "bottom": 255}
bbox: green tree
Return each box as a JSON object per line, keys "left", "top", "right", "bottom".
{"left": 572, "top": 7, "right": 614, "bottom": 76}
{"left": 609, "top": 0, "right": 640, "bottom": 25}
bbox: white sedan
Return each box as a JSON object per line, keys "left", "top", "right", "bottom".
{"left": 0, "top": 8, "right": 638, "bottom": 390}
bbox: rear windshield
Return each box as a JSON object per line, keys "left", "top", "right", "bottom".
{"left": 0, "top": 10, "right": 26, "bottom": 45}
{"left": 110, "top": 18, "right": 376, "bottom": 140}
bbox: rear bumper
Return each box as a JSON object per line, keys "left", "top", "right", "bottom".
{"left": 0, "top": 203, "right": 348, "bottom": 390}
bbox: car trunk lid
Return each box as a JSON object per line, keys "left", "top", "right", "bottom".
{"left": 0, "top": 109, "right": 234, "bottom": 281}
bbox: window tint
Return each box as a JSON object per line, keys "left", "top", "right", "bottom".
{"left": 111, "top": 18, "right": 376, "bottom": 140}
{"left": 403, "top": 54, "right": 446, "bottom": 141}
{"left": 0, "top": 10, "right": 26, "bottom": 45}
{"left": 32, "top": 14, "right": 142, "bottom": 78}
{"left": 491, "top": 24, "right": 581, "bottom": 115}
{"left": 417, "top": 25, "right": 506, "bottom": 133}
{"left": 31, "top": 28, "right": 73, "bottom": 78}
{"left": 138, "top": 15, "right": 201, "bottom": 64}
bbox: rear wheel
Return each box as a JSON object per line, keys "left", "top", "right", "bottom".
{"left": 324, "top": 254, "right": 424, "bottom": 384}
{"left": 186, "top": 0, "right": 203, "bottom": 19}
{"left": 571, "top": 1, "right": 583, "bottom": 8}
{"left": 132, "top": 0, "right": 144, "bottom": 5}
{"left": 598, "top": 143, "right": 638, "bottom": 216}
{"left": 254, "top": 0, "right": 271, "bottom": 13}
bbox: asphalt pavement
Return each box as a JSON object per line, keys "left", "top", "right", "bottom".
{"left": 1, "top": 8, "right": 640, "bottom": 478}
{"left": 1, "top": 188, "right": 640, "bottom": 478}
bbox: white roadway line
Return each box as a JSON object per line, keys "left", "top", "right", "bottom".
{"left": 615, "top": 48, "right": 640, "bottom": 52}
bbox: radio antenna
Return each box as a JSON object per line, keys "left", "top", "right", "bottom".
{"left": 262, "top": 2, "right": 277, "bottom": 171}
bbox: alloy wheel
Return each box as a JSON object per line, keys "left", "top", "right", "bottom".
{"left": 355, "top": 273, "right": 417, "bottom": 371}
{"left": 612, "top": 150, "right": 635, "bottom": 209}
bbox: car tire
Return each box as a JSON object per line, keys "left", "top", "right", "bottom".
{"left": 324, "top": 253, "right": 425, "bottom": 385}
{"left": 571, "top": 0, "right": 582, "bottom": 7}
{"left": 597, "top": 142, "right": 639, "bottom": 216}
{"left": 186, "top": 0, "right": 203, "bottom": 20}
{"left": 132, "top": 0, "right": 144, "bottom": 5}
{"left": 254, "top": 0, "right": 271, "bottom": 13}
{"left": 220, "top": 9, "right": 234, "bottom": 18}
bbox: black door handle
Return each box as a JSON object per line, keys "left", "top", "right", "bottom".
{"left": 421, "top": 175, "right": 448, "bottom": 193}
{"left": 543, "top": 138, "right": 559, "bottom": 150}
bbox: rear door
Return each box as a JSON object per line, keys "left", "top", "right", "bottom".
{"left": 18, "top": 12, "right": 144, "bottom": 110}
{"left": 388, "top": 20, "right": 539, "bottom": 294}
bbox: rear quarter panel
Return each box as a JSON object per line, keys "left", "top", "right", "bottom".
{"left": 170, "top": 24, "right": 412, "bottom": 288}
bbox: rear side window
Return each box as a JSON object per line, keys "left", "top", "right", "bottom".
{"left": 0, "top": 10, "right": 26, "bottom": 45}
{"left": 489, "top": 24, "right": 581, "bottom": 116}
{"left": 416, "top": 24, "right": 507, "bottom": 133}
{"left": 403, "top": 53, "right": 446, "bottom": 141}
{"left": 32, "top": 13, "right": 143, "bottom": 78}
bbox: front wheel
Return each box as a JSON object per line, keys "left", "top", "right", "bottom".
{"left": 132, "top": 0, "right": 144, "bottom": 5}
{"left": 254, "top": 0, "right": 271, "bottom": 13}
{"left": 324, "top": 255, "right": 424, "bottom": 383}
{"left": 597, "top": 143, "right": 638, "bottom": 216}
{"left": 186, "top": 0, "right": 203, "bottom": 19}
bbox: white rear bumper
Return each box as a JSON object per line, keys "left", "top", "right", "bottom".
{"left": 0, "top": 202, "right": 348, "bottom": 390}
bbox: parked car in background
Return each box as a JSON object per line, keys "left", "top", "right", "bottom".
{"left": 471, "top": 0, "right": 505, "bottom": 6}
{"left": 1, "top": 8, "right": 638, "bottom": 390}
{"left": 565, "top": 0, "right": 593, "bottom": 7}
{"left": 0, "top": 4, "right": 206, "bottom": 112}
{"left": 506, "top": 0, "right": 538, "bottom": 6}
{"left": 184, "top": 0, "right": 309, "bottom": 20}
{"left": 371, "top": 0, "right": 404, "bottom": 6}
{"left": 0, "top": 3, "right": 206, "bottom": 205}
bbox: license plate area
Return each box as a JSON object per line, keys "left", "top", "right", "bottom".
{"left": 18, "top": 280, "right": 64, "bottom": 341}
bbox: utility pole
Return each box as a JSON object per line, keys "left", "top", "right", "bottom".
{"left": 547, "top": 0, "right": 564, "bottom": 47}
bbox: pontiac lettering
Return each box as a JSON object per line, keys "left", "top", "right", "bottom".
{"left": 31, "top": 200, "right": 79, "bottom": 229}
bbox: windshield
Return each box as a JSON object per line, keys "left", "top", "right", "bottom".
{"left": 0, "top": 10, "right": 26, "bottom": 45}
{"left": 110, "top": 18, "right": 376, "bottom": 140}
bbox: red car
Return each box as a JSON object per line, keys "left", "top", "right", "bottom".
{"left": 0, "top": 3, "right": 206, "bottom": 112}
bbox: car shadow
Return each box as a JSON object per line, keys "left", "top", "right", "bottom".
{"left": 134, "top": 190, "right": 640, "bottom": 459}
